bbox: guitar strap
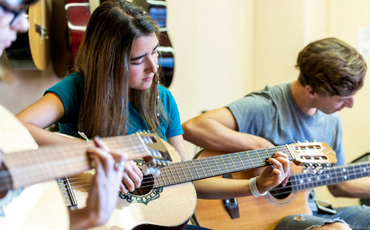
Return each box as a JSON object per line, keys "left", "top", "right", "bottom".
{"left": 222, "top": 174, "right": 240, "bottom": 219}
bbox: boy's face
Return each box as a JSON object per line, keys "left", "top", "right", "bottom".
{"left": 315, "top": 93, "right": 355, "bottom": 114}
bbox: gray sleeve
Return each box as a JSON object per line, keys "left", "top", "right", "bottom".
{"left": 227, "top": 94, "right": 276, "bottom": 135}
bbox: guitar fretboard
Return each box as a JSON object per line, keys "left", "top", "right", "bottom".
{"left": 153, "top": 145, "right": 293, "bottom": 188}
{"left": 291, "top": 162, "right": 370, "bottom": 191}
{"left": 1, "top": 134, "right": 148, "bottom": 191}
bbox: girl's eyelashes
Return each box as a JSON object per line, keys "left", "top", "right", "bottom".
{"left": 131, "top": 59, "right": 144, "bottom": 65}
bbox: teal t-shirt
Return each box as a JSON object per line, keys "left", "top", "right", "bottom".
{"left": 45, "top": 72, "right": 183, "bottom": 141}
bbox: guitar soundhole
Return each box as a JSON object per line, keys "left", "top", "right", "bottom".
{"left": 120, "top": 173, "right": 163, "bottom": 205}
{"left": 131, "top": 174, "right": 154, "bottom": 195}
{"left": 269, "top": 181, "right": 292, "bottom": 199}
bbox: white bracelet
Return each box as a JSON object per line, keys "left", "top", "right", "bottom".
{"left": 249, "top": 176, "right": 268, "bottom": 197}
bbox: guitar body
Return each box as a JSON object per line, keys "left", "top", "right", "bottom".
{"left": 50, "top": 0, "right": 100, "bottom": 77}
{"left": 28, "top": 0, "right": 51, "bottom": 70}
{"left": 194, "top": 149, "right": 313, "bottom": 230}
{"left": 65, "top": 0, "right": 91, "bottom": 61}
{"left": 61, "top": 140, "right": 197, "bottom": 230}
{"left": 0, "top": 105, "right": 68, "bottom": 229}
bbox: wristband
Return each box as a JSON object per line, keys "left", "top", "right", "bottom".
{"left": 249, "top": 176, "right": 268, "bottom": 197}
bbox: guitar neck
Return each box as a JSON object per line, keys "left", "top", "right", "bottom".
{"left": 152, "top": 145, "right": 293, "bottom": 188}
{"left": 1, "top": 134, "right": 148, "bottom": 190}
{"left": 291, "top": 162, "right": 370, "bottom": 191}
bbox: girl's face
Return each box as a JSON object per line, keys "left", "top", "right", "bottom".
{"left": 0, "top": 2, "right": 29, "bottom": 55}
{"left": 129, "top": 32, "right": 159, "bottom": 91}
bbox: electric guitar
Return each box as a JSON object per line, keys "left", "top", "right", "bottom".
{"left": 0, "top": 105, "right": 170, "bottom": 229}
{"left": 61, "top": 140, "right": 337, "bottom": 229}
{"left": 194, "top": 149, "right": 368, "bottom": 230}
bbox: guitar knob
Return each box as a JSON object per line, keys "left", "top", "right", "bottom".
{"left": 308, "top": 166, "right": 316, "bottom": 174}
{"left": 314, "top": 165, "right": 323, "bottom": 174}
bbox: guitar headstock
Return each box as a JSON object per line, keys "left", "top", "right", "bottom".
{"left": 136, "top": 132, "right": 172, "bottom": 175}
{"left": 287, "top": 141, "right": 337, "bottom": 174}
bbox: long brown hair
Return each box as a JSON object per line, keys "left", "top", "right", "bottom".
{"left": 75, "top": 0, "right": 166, "bottom": 138}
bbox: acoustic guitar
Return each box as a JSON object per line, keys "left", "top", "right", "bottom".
{"left": 6, "top": 0, "right": 51, "bottom": 71}
{"left": 194, "top": 149, "right": 368, "bottom": 230}
{"left": 5, "top": 8, "right": 37, "bottom": 70}
{"left": 0, "top": 105, "right": 169, "bottom": 229}
{"left": 59, "top": 140, "right": 336, "bottom": 229}
{"left": 28, "top": 0, "right": 51, "bottom": 70}
{"left": 50, "top": 0, "right": 100, "bottom": 77}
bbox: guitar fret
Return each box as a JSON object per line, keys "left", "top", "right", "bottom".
{"left": 178, "top": 163, "right": 189, "bottom": 182}
{"left": 191, "top": 160, "right": 201, "bottom": 179}
{"left": 197, "top": 159, "right": 210, "bottom": 178}
{"left": 196, "top": 159, "right": 207, "bottom": 179}
{"left": 212, "top": 157, "right": 222, "bottom": 174}
{"left": 173, "top": 164, "right": 182, "bottom": 183}
{"left": 236, "top": 153, "right": 246, "bottom": 170}
{"left": 153, "top": 142, "right": 337, "bottom": 189}
{"left": 290, "top": 162, "right": 370, "bottom": 192}
{"left": 265, "top": 148, "right": 271, "bottom": 158}
{"left": 255, "top": 150, "right": 264, "bottom": 165}
{"left": 246, "top": 152, "right": 254, "bottom": 168}
{"left": 227, "top": 155, "right": 237, "bottom": 172}
{"left": 203, "top": 158, "right": 215, "bottom": 177}
{"left": 240, "top": 151, "right": 253, "bottom": 170}
{"left": 219, "top": 155, "right": 230, "bottom": 174}
{"left": 185, "top": 162, "right": 194, "bottom": 180}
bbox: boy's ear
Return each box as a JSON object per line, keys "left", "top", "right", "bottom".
{"left": 305, "top": 85, "right": 316, "bottom": 98}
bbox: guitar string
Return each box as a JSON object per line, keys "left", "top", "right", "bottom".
{"left": 0, "top": 147, "right": 331, "bottom": 192}
{"left": 0, "top": 145, "right": 287, "bottom": 181}
{"left": 0, "top": 144, "right": 334, "bottom": 192}
{"left": 60, "top": 165, "right": 370, "bottom": 201}
{"left": 0, "top": 136, "right": 149, "bottom": 190}
{"left": 61, "top": 163, "right": 370, "bottom": 195}
{"left": 0, "top": 142, "right": 319, "bottom": 181}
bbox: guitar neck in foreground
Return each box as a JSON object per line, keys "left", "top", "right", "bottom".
{"left": 152, "top": 141, "right": 336, "bottom": 188}
{"left": 1, "top": 134, "right": 149, "bottom": 191}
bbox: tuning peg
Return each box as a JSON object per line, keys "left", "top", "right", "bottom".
{"left": 303, "top": 163, "right": 316, "bottom": 174}
{"left": 152, "top": 169, "right": 160, "bottom": 177}
{"left": 313, "top": 164, "right": 323, "bottom": 174}
{"left": 315, "top": 166, "right": 324, "bottom": 174}
{"left": 141, "top": 164, "right": 161, "bottom": 176}
{"left": 141, "top": 164, "right": 154, "bottom": 175}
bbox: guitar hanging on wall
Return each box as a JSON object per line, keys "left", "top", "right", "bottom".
{"left": 5, "top": 8, "right": 37, "bottom": 70}
{"left": 50, "top": 0, "right": 100, "bottom": 78}
{"left": 51, "top": 0, "right": 175, "bottom": 86}
{"left": 6, "top": 0, "right": 51, "bottom": 71}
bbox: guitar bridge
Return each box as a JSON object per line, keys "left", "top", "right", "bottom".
{"left": 57, "top": 177, "right": 78, "bottom": 208}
